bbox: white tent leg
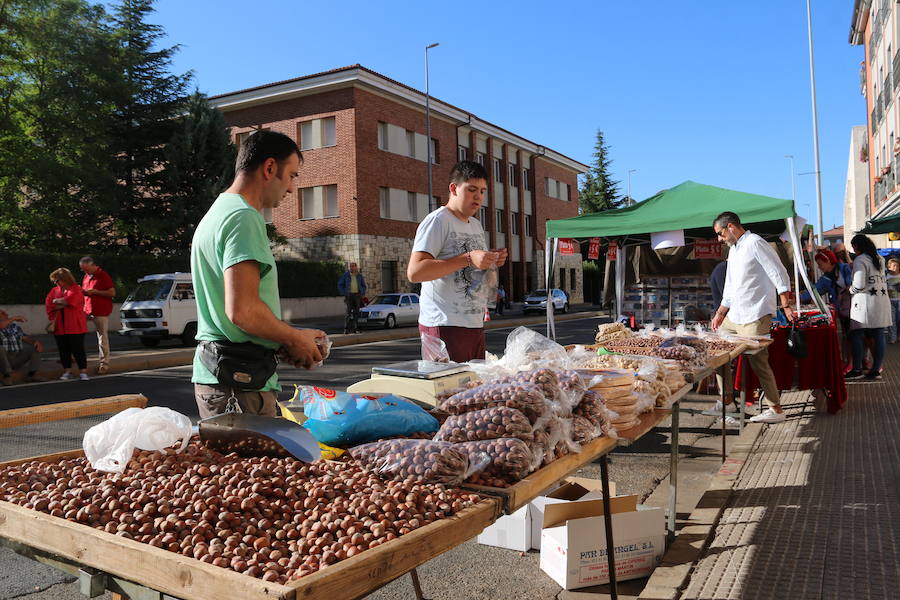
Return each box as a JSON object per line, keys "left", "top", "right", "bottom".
{"left": 615, "top": 245, "right": 626, "bottom": 321}
{"left": 785, "top": 217, "right": 828, "bottom": 319}
{"left": 546, "top": 239, "right": 557, "bottom": 340}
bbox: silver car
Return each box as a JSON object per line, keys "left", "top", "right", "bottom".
{"left": 522, "top": 288, "right": 569, "bottom": 315}
{"left": 358, "top": 293, "right": 420, "bottom": 329}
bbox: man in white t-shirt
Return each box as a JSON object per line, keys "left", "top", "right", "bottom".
{"left": 408, "top": 161, "right": 508, "bottom": 361}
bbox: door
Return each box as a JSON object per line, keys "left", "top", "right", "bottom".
{"left": 399, "top": 295, "right": 415, "bottom": 324}
{"left": 167, "top": 281, "right": 197, "bottom": 335}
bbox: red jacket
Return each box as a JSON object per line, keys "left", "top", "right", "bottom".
{"left": 45, "top": 285, "right": 88, "bottom": 335}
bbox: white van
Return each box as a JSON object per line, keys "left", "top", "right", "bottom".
{"left": 117, "top": 273, "right": 198, "bottom": 347}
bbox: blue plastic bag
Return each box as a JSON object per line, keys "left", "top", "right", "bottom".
{"left": 298, "top": 386, "right": 439, "bottom": 447}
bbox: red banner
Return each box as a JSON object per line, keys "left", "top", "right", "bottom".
{"left": 607, "top": 240, "right": 618, "bottom": 261}
{"left": 587, "top": 237, "right": 601, "bottom": 260}
{"left": 693, "top": 239, "right": 722, "bottom": 259}
{"left": 559, "top": 238, "right": 576, "bottom": 255}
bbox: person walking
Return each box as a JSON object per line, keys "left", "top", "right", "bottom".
{"left": 191, "top": 130, "right": 325, "bottom": 417}
{"left": 886, "top": 257, "right": 900, "bottom": 344}
{"left": 337, "top": 262, "right": 366, "bottom": 334}
{"left": 45, "top": 268, "right": 89, "bottom": 381}
{"left": 79, "top": 256, "right": 116, "bottom": 374}
{"left": 495, "top": 284, "right": 506, "bottom": 316}
{"left": 710, "top": 212, "right": 794, "bottom": 424}
{"left": 845, "top": 234, "right": 892, "bottom": 380}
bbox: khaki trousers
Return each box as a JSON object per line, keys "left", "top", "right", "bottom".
{"left": 92, "top": 315, "right": 110, "bottom": 368}
{"left": 719, "top": 314, "right": 781, "bottom": 408}
{"left": 194, "top": 383, "right": 278, "bottom": 418}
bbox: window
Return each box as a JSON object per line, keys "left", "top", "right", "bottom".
{"left": 479, "top": 207, "right": 488, "bottom": 229}
{"left": 381, "top": 261, "right": 397, "bottom": 293}
{"left": 400, "top": 296, "right": 411, "bottom": 306}
{"left": 380, "top": 187, "right": 429, "bottom": 222}
{"left": 496, "top": 209, "right": 506, "bottom": 233}
{"left": 475, "top": 152, "right": 486, "bottom": 166}
{"left": 299, "top": 117, "right": 336, "bottom": 151}
{"left": 525, "top": 214, "right": 534, "bottom": 236}
{"left": 493, "top": 158, "right": 503, "bottom": 183}
{"left": 378, "top": 121, "right": 428, "bottom": 161}
{"left": 559, "top": 269, "right": 566, "bottom": 291}
{"left": 511, "top": 211, "right": 520, "bottom": 235}
{"left": 236, "top": 128, "right": 267, "bottom": 148}
{"left": 300, "top": 184, "right": 338, "bottom": 219}
{"left": 458, "top": 145, "right": 468, "bottom": 161}
{"left": 430, "top": 138, "right": 440, "bottom": 164}
{"left": 411, "top": 295, "right": 419, "bottom": 304}
{"left": 522, "top": 168, "right": 532, "bottom": 191}
{"left": 508, "top": 164, "right": 518, "bottom": 187}
{"left": 173, "top": 283, "right": 195, "bottom": 301}
{"left": 570, "top": 268, "right": 576, "bottom": 290}
{"left": 544, "top": 177, "right": 569, "bottom": 200}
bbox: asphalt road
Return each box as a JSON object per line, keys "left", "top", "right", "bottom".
{"left": 0, "top": 315, "right": 727, "bottom": 600}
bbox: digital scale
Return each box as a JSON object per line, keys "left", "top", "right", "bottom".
{"left": 346, "top": 360, "right": 476, "bottom": 407}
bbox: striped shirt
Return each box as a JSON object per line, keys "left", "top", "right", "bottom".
{"left": 0, "top": 323, "right": 25, "bottom": 353}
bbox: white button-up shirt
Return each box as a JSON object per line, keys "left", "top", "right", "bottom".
{"left": 721, "top": 230, "right": 790, "bottom": 325}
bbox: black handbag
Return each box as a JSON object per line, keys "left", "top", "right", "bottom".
{"left": 198, "top": 340, "right": 278, "bottom": 391}
{"left": 786, "top": 322, "right": 808, "bottom": 358}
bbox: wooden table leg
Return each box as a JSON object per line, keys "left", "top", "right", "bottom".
{"left": 600, "top": 454, "right": 618, "bottom": 600}
{"left": 409, "top": 568, "right": 425, "bottom": 600}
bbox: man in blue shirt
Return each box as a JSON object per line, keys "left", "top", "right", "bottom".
{"left": 337, "top": 262, "right": 367, "bottom": 334}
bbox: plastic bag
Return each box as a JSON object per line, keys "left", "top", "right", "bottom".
{"left": 83, "top": 407, "right": 192, "bottom": 474}
{"left": 437, "top": 382, "right": 549, "bottom": 424}
{"left": 421, "top": 333, "right": 450, "bottom": 363}
{"left": 433, "top": 406, "right": 533, "bottom": 443}
{"left": 459, "top": 438, "right": 538, "bottom": 487}
{"left": 571, "top": 415, "right": 605, "bottom": 444}
{"left": 299, "top": 386, "right": 439, "bottom": 447}
{"left": 349, "top": 439, "right": 485, "bottom": 485}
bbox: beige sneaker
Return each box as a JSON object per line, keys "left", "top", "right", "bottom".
{"left": 98, "top": 365, "right": 109, "bottom": 375}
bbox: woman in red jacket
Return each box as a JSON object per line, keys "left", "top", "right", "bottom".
{"left": 45, "top": 267, "right": 89, "bottom": 381}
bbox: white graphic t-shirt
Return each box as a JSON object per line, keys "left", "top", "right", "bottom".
{"left": 413, "top": 206, "right": 489, "bottom": 329}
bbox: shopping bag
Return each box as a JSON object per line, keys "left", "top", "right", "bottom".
{"left": 83, "top": 407, "right": 193, "bottom": 473}
{"left": 786, "top": 323, "right": 808, "bottom": 358}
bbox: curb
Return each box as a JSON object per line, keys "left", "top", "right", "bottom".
{"left": 13, "top": 311, "right": 606, "bottom": 383}
{"left": 638, "top": 421, "right": 765, "bottom": 600}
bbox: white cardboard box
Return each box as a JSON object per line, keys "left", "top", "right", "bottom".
{"left": 539, "top": 494, "right": 665, "bottom": 589}
{"left": 477, "top": 478, "right": 615, "bottom": 552}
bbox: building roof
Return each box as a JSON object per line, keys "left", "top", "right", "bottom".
{"left": 209, "top": 65, "right": 589, "bottom": 174}
{"left": 849, "top": 0, "right": 871, "bottom": 45}
{"left": 823, "top": 226, "right": 844, "bottom": 237}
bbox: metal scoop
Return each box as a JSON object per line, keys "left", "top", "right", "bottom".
{"left": 197, "top": 413, "right": 320, "bottom": 462}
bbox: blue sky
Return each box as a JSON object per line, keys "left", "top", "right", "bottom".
{"left": 147, "top": 0, "right": 863, "bottom": 232}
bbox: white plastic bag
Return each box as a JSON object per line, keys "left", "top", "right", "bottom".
{"left": 83, "top": 407, "right": 193, "bottom": 473}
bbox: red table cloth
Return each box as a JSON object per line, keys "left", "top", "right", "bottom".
{"left": 734, "top": 321, "right": 847, "bottom": 414}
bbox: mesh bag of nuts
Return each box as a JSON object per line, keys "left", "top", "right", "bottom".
{"left": 458, "top": 438, "right": 538, "bottom": 487}
{"left": 437, "top": 382, "right": 549, "bottom": 424}
{"left": 349, "top": 439, "right": 488, "bottom": 485}
{"left": 490, "top": 368, "right": 562, "bottom": 403}
{"left": 433, "top": 406, "right": 534, "bottom": 444}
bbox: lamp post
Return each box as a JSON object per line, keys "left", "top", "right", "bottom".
{"left": 425, "top": 43, "right": 439, "bottom": 207}
{"left": 785, "top": 155, "right": 796, "bottom": 204}
{"left": 627, "top": 169, "right": 637, "bottom": 206}
{"left": 806, "top": 0, "right": 824, "bottom": 245}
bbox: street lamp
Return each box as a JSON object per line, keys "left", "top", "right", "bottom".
{"left": 627, "top": 169, "right": 637, "bottom": 206}
{"left": 806, "top": 0, "right": 824, "bottom": 245}
{"left": 425, "top": 43, "right": 439, "bottom": 207}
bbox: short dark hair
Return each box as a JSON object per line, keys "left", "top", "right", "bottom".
{"left": 713, "top": 211, "right": 742, "bottom": 230}
{"left": 235, "top": 130, "right": 302, "bottom": 173}
{"left": 79, "top": 256, "right": 95, "bottom": 265}
{"left": 449, "top": 160, "right": 488, "bottom": 185}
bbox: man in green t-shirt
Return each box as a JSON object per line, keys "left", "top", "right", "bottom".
{"left": 191, "top": 131, "right": 325, "bottom": 417}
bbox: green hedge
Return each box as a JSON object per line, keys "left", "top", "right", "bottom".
{"left": 0, "top": 253, "right": 343, "bottom": 304}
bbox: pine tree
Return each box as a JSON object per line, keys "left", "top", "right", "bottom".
{"left": 578, "top": 129, "right": 621, "bottom": 214}
{"left": 107, "top": 0, "right": 191, "bottom": 251}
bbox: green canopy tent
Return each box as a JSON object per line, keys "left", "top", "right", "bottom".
{"left": 859, "top": 212, "right": 900, "bottom": 234}
{"left": 542, "top": 180, "right": 824, "bottom": 336}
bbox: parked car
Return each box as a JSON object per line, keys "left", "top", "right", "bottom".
{"left": 117, "top": 273, "right": 198, "bottom": 347}
{"left": 522, "top": 288, "right": 569, "bottom": 315}
{"left": 358, "top": 293, "right": 420, "bottom": 329}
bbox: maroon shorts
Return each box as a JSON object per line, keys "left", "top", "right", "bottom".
{"left": 418, "top": 324, "right": 486, "bottom": 363}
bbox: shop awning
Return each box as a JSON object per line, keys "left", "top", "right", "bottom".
{"left": 545, "top": 180, "right": 796, "bottom": 243}
{"left": 860, "top": 212, "right": 900, "bottom": 234}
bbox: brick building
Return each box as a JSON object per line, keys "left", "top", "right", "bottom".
{"left": 209, "top": 65, "right": 588, "bottom": 301}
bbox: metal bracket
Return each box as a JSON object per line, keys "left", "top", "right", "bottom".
{"left": 78, "top": 568, "right": 106, "bottom": 598}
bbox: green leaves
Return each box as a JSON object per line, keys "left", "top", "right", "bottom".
{"left": 578, "top": 129, "right": 622, "bottom": 215}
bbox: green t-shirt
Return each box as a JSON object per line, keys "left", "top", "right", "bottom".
{"left": 191, "top": 193, "right": 281, "bottom": 391}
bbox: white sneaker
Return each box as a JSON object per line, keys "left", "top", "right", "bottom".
{"left": 79, "top": 373, "right": 90, "bottom": 381}
{"left": 715, "top": 416, "right": 740, "bottom": 427}
{"left": 749, "top": 408, "right": 786, "bottom": 424}
{"left": 702, "top": 400, "right": 739, "bottom": 416}
{"left": 59, "top": 372, "right": 73, "bottom": 381}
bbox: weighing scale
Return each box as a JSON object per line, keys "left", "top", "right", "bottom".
{"left": 346, "top": 360, "right": 476, "bottom": 407}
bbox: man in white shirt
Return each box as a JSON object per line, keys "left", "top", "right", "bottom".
{"left": 711, "top": 211, "right": 794, "bottom": 424}
{"left": 408, "top": 161, "right": 508, "bottom": 362}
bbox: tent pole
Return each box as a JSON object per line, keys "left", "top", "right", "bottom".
{"left": 546, "top": 239, "right": 558, "bottom": 340}
{"left": 786, "top": 217, "right": 827, "bottom": 319}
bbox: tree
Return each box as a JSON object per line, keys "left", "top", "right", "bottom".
{"left": 106, "top": 0, "right": 192, "bottom": 252}
{"left": 161, "top": 91, "right": 236, "bottom": 254}
{"left": 579, "top": 129, "right": 621, "bottom": 214}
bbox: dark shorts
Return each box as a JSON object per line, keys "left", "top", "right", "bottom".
{"left": 418, "top": 324, "right": 485, "bottom": 363}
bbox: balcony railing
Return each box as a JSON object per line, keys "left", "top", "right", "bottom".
{"left": 885, "top": 75, "right": 893, "bottom": 108}
{"left": 894, "top": 52, "right": 900, "bottom": 91}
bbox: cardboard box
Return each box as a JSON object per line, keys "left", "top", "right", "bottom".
{"left": 477, "top": 478, "right": 615, "bottom": 552}
{"left": 539, "top": 493, "right": 665, "bottom": 589}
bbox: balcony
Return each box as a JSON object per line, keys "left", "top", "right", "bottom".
{"left": 894, "top": 52, "right": 900, "bottom": 91}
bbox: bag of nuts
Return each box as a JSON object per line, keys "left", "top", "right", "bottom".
{"left": 348, "top": 439, "right": 488, "bottom": 485}
{"left": 457, "top": 438, "right": 538, "bottom": 487}
{"left": 433, "top": 406, "right": 534, "bottom": 444}
{"left": 437, "top": 382, "right": 549, "bottom": 424}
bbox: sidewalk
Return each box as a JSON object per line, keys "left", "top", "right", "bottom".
{"left": 641, "top": 345, "right": 900, "bottom": 599}
{"left": 7, "top": 305, "right": 608, "bottom": 384}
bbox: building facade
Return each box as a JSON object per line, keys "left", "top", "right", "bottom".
{"left": 209, "top": 65, "right": 588, "bottom": 302}
{"left": 850, "top": 0, "right": 900, "bottom": 242}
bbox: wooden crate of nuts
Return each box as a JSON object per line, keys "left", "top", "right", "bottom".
{"left": 0, "top": 445, "right": 503, "bottom": 600}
